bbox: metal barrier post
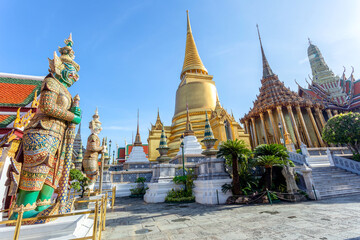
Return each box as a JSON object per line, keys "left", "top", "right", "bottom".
{"left": 112, "top": 186, "right": 115, "bottom": 209}
{"left": 92, "top": 201, "right": 99, "bottom": 240}
{"left": 98, "top": 198, "right": 103, "bottom": 240}
{"left": 103, "top": 193, "right": 107, "bottom": 230}
{"left": 13, "top": 206, "right": 24, "bottom": 240}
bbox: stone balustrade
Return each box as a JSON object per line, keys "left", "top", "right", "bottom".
{"left": 288, "top": 152, "right": 307, "bottom": 165}
{"left": 333, "top": 155, "right": 360, "bottom": 175}
{"left": 111, "top": 170, "right": 153, "bottom": 183}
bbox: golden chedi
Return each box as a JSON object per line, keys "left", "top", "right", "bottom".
{"left": 148, "top": 11, "right": 250, "bottom": 161}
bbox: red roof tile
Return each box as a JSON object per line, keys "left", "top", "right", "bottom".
{"left": 0, "top": 83, "right": 37, "bottom": 104}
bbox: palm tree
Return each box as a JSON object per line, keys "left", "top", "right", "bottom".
{"left": 254, "top": 144, "right": 290, "bottom": 190}
{"left": 217, "top": 139, "right": 250, "bottom": 195}
{"left": 255, "top": 155, "right": 282, "bottom": 190}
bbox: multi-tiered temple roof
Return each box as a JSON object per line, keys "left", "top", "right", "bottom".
{"left": 242, "top": 27, "right": 321, "bottom": 122}
{"left": 298, "top": 40, "right": 360, "bottom": 111}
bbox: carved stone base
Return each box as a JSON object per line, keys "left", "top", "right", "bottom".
{"left": 193, "top": 179, "right": 232, "bottom": 205}
{"left": 144, "top": 182, "right": 177, "bottom": 203}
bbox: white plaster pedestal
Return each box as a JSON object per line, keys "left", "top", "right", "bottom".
{"left": 193, "top": 178, "right": 232, "bottom": 204}
{"left": 144, "top": 163, "right": 176, "bottom": 203}
{"left": 144, "top": 182, "right": 176, "bottom": 203}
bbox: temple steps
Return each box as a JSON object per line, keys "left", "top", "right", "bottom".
{"left": 307, "top": 156, "right": 330, "bottom": 167}
{"left": 311, "top": 166, "right": 360, "bottom": 199}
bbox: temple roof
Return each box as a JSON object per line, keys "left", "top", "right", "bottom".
{"left": 257, "top": 25, "right": 274, "bottom": 78}
{"left": 181, "top": 11, "right": 208, "bottom": 78}
{"left": 0, "top": 73, "right": 43, "bottom": 107}
{"left": 0, "top": 73, "right": 43, "bottom": 129}
{"left": 242, "top": 32, "right": 319, "bottom": 121}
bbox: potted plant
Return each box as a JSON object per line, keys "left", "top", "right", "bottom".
{"left": 70, "top": 168, "right": 90, "bottom": 209}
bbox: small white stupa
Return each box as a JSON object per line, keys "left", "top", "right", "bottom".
{"left": 126, "top": 110, "right": 149, "bottom": 164}
{"left": 177, "top": 104, "right": 202, "bottom": 155}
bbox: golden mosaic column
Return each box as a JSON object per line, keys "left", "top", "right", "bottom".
{"left": 244, "top": 120, "right": 249, "bottom": 134}
{"left": 276, "top": 106, "right": 292, "bottom": 145}
{"left": 245, "top": 120, "right": 254, "bottom": 148}
{"left": 287, "top": 105, "right": 301, "bottom": 147}
{"left": 326, "top": 109, "right": 333, "bottom": 119}
{"left": 315, "top": 107, "right": 326, "bottom": 129}
{"left": 267, "top": 109, "right": 279, "bottom": 144}
{"left": 251, "top": 117, "right": 258, "bottom": 147}
{"left": 295, "top": 105, "right": 313, "bottom": 147}
{"left": 259, "top": 112, "right": 268, "bottom": 144}
{"left": 306, "top": 107, "right": 325, "bottom": 147}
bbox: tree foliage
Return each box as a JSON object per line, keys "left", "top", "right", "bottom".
{"left": 322, "top": 112, "right": 360, "bottom": 156}
{"left": 217, "top": 139, "right": 251, "bottom": 195}
{"left": 70, "top": 169, "right": 89, "bottom": 198}
{"left": 253, "top": 144, "right": 291, "bottom": 190}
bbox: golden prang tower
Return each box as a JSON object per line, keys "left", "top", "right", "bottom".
{"left": 148, "top": 11, "right": 250, "bottom": 161}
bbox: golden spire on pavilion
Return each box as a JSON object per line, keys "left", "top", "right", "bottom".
{"left": 181, "top": 10, "right": 208, "bottom": 78}
{"left": 134, "top": 109, "right": 142, "bottom": 146}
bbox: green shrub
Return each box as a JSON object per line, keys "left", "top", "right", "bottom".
{"left": 165, "top": 188, "right": 195, "bottom": 203}
{"left": 70, "top": 169, "right": 89, "bottom": 198}
{"left": 130, "top": 177, "right": 148, "bottom": 197}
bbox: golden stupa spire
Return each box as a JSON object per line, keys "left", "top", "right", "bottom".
{"left": 181, "top": 10, "right": 208, "bottom": 78}
{"left": 184, "top": 103, "right": 194, "bottom": 136}
{"left": 134, "top": 109, "right": 142, "bottom": 146}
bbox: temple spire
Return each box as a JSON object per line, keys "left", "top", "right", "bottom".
{"left": 156, "top": 108, "right": 160, "bottom": 122}
{"left": 181, "top": 10, "right": 208, "bottom": 78}
{"left": 134, "top": 109, "right": 142, "bottom": 146}
{"left": 256, "top": 24, "right": 274, "bottom": 78}
{"left": 203, "top": 111, "right": 215, "bottom": 140}
{"left": 184, "top": 103, "right": 194, "bottom": 136}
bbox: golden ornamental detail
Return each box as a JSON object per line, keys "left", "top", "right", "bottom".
{"left": 14, "top": 108, "right": 35, "bottom": 131}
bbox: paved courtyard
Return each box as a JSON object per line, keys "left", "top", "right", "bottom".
{"left": 103, "top": 195, "right": 360, "bottom": 240}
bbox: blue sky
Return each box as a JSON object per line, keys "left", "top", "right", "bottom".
{"left": 1, "top": 1, "right": 360, "bottom": 150}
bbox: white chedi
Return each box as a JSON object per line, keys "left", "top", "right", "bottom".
{"left": 127, "top": 146, "right": 149, "bottom": 163}
{"left": 176, "top": 135, "right": 203, "bottom": 155}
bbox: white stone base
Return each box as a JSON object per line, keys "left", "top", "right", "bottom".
{"left": 144, "top": 182, "right": 176, "bottom": 203}
{"left": 193, "top": 179, "right": 232, "bottom": 205}
{"left": 176, "top": 135, "right": 203, "bottom": 155}
{"left": 0, "top": 212, "right": 93, "bottom": 240}
{"left": 113, "top": 183, "right": 138, "bottom": 197}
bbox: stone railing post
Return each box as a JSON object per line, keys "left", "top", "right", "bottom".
{"left": 326, "top": 148, "right": 334, "bottom": 166}
{"left": 300, "top": 164, "right": 320, "bottom": 200}
{"left": 300, "top": 142, "right": 310, "bottom": 166}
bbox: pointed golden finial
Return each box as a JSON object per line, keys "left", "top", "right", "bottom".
{"left": 256, "top": 24, "right": 274, "bottom": 78}
{"left": 186, "top": 10, "right": 192, "bottom": 33}
{"left": 134, "top": 109, "right": 142, "bottom": 146}
{"left": 65, "top": 33, "right": 73, "bottom": 47}
{"left": 215, "top": 93, "right": 221, "bottom": 108}
{"left": 31, "top": 90, "right": 39, "bottom": 108}
{"left": 181, "top": 10, "right": 208, "bottom": 78}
